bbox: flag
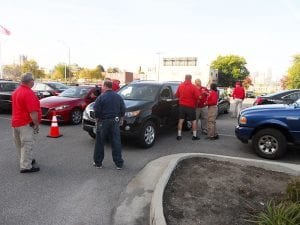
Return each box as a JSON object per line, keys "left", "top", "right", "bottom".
{"left": 0, "top": 25, "right": 11, "bottom": 35}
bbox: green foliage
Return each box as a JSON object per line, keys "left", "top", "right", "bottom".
{"left": 107, "top": 67, "right": 120, "bottom": 73}
{"left": 96, "top": 64, "right": 105, "bottom": 72}
{"left": 210, "top": 55, "right": 249, "bottom": 87}
{"left": 53, "top": 63, "right": 72, "bottom": 80}
{"left": 286, "top": 55, "right": 300, "bottom": 89}
{"left": 250, "top": 201, "right": 300, "bottom": 225}
{"left": 286, "top": 177, "right": 300, "bottom": 203}
{"left": 21, "top": 59, "right": 46, "bottom": 79}
{"left": 78, "top": 66, "right": 104, "bottom": 80}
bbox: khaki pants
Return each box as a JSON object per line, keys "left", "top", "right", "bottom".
{"left": 207, "top": 105, "right": 218, "bottom": 137}
{"left": 13, "top": 125, "right": 37, "bottom": 169}
{"left": 232, "top": 98, "right": 243, "bottom": 118}
{"left": 196, "top": 106, "right": 208, "bottom": 132}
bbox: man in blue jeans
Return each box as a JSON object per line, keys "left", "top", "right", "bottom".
{"left": 93, "top": 80, "right": 125, "bottom": 169}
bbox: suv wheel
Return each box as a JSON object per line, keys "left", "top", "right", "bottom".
{"left": 252, "top": 128, "right": 287, "bottom": 159}
{"left": 139, "top": 121, "right": 156, "bottom": 148}
{"left": 183, "top": 120, "right": 192, "bottom": 131}
{"left": 71, "top": 109, "right": 82, "bottom": 125}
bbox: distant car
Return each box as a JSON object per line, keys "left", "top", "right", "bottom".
{"left": 32, "top": 82, "right": 68, "bottom": 98}
{"left": 40, "top": 86, "right": 97, "bottom": 124}
{"left": 246, "top": 91, "right": 255, "bottom": 98}
{"left": 235, "top": 100, "right": 300, "bottom": 159}
{"left": 0, "top": 80, "right": 19, "bottom": 112}
{"left": 253, "top": 89, "right": 300, "bottom": 105}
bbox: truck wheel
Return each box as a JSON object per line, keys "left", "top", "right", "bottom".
{"left": 252, "top": 128, "right": 287, "bottom": 159}
{"left": 139, "top": 121, "right": 156, "bottom": 148}
{"left": 183, "top": 120, "right": 192, "bottom": 131}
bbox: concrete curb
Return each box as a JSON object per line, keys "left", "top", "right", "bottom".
{"left": 149, "top": 153, "right": 300, "bottom": 225}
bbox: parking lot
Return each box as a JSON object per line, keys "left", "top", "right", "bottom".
{"left": 1, "top": 99, "right": 299, "bottom": 225}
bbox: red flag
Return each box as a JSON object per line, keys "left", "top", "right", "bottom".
{"left": 0, "top": 25, "right": 11, "bottom": 35}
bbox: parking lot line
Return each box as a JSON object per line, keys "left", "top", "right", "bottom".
{"left": 218, "top": 133, "right": 235, "bottom": 138}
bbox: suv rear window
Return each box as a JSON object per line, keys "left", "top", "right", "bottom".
{"left": 0, "top": 82, "right": 19, "bottom": 91}
{"left": 119, "top": 84, "right": 160, "bottom": 101}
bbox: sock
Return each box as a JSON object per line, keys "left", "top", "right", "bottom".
{"left": 193, "top": 131, "right": 197, "bottom": 137}
{"left": 178, "top": 130, "right": 182, "bottom": 136}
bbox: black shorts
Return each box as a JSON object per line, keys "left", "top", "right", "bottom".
{"left": 179, "top": 105, "right": 196, "bottom": 121}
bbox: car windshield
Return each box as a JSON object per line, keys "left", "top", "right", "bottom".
{"left": 118, "top": 84, "right": 160, "bottom": 101}
{"left": 59, "top": 87, "right": 90, "bottom": 98}
{"left": 47, "top": 82, "right": 68, "bottom": 90}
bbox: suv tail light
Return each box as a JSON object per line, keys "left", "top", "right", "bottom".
{"left": 254, "top": 97, "right": 263, "bottom": 105}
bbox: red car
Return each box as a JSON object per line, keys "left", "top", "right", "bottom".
{"left": 40, "top": 86, "right": 97, "bottom": 124}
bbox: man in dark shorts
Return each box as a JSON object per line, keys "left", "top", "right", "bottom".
{"left": 175, "top": 74, "right": 201, "bottom": 140}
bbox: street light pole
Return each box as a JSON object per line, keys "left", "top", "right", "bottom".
{"left": 58, "top": 40, "right": 70, "bottom": 83}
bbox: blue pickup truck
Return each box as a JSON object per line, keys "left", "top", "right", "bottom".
{"left": 235, "top": 100, "right": 300, "bottom": 159}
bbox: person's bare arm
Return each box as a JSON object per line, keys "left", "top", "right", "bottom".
{"left": 30, "top": 111, "right": 39, "bottom": 130}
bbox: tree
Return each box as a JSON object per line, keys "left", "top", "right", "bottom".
{"left": 210, "top": 55, "right": 249, "bottom": 87}
{"left": 107, "top": 67, "right": 120, "bottom": 73}
{"left": 21, "top": 59, "right": 46, "bottom": 79}
{"left": 280, "top": 75, "right": 289, "bottom": 89}
{"left": 52, "top": 63, "right": 72, "bottom": 81}
{"left": 3, "top": 64, "right": 21, "bottom": 80}
{"left": 96, "top": 64, "right": 105, "bottom": 72}
{"left": 242, "top": 76, "right": 253, "bottom": 90}
{"left": 78, "top": 66, "right": 104, "bottom": 81}
{"left": 285, "top": 54, "right": 300, "bottom": 89}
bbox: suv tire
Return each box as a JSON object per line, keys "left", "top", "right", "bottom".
{"left": 139, "top": 121, "right": 156, "bottom": 148}
{"left": 252, "top": 128, "right": 287, "bottom": 159}
{"left": 88, "top": 131, "right": 96, "bottom": 139}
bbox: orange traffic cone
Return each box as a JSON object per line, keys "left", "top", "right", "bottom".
{"left": 47, "top": 111, "right": 62, "bottom": 138}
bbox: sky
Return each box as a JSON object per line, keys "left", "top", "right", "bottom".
{"left": 1, "top": 0, "right": 300, "bottom": 80}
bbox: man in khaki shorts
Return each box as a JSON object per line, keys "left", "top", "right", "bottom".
{"left": 12, "top": 73, "right": 41, "bottom": 173}
{"left": 195, "top": 79, "right": 209, "bottom": 135}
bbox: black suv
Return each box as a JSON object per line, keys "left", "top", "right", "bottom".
{"left": 0, "top": 80, "right": 19, "bottom": 112}
{"left": 82, "top": 81, "right": 192, "bottom": 148}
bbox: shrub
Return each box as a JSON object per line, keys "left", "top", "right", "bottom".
{"left": 286, "top": 177, "right": 300, "bottom": 203}
{"left": 250, "top": 201, "right": 300, "bottom": 225}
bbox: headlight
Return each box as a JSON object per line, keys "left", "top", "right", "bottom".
{"left": 125, "top": 110, "right": 140, "bottom": 117}
{"left": 54, "top": 105, "right": 70, "bottom": 110}
{"left": 239, "top": 116, "right": 247, "bottom": 125}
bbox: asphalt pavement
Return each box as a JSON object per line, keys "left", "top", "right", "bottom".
{"left": 0, "top": 99, "right": 299, "bottom": 225}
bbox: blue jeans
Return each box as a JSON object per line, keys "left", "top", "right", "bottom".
{"left": 93, "top": 119, "right": 124, "bottom": 167}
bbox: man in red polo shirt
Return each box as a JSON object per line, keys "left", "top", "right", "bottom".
{"left": 175, "top": 74, "right": 201, "bottom": 140}
{"left": 232, "top": 81, "right": 245, "bottom": 118}
{"left": 12, "top": 73, "right": 41, "bottom": 173}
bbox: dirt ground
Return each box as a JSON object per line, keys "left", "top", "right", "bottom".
{"left": 163, "top": 158, "right": 293, "bottom": 225}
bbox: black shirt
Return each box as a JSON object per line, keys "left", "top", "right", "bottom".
{"left": 94, "top": 90, "right": 125, "bottom": 120}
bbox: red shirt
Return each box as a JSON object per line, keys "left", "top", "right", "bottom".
{"left": 12, "top": 84, "right": 42, "bottom": 127}
{"left": 196, "top": 86, "right": 209, "bottom": 108}
{"left": 175, "top": 80, "right": 200, "bottom": 108}
{"left": 112, "top": 80, "right": 120, "bottom": 91}
{"left": 232, "top": 86, "right": 245, "bottom": 99}
{"left": 207, "top": 90, "right": 218, "bottom": 106}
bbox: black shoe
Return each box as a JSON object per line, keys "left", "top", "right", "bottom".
{"left": 32, "top": 159, "right": 36, "bottom": 165}
{"left": 176, "top": 136, "right": 182, "bottom": 140}
{"left": 192, "top": 136, "right": 200, "bottom": 140}
{"left": 20, "top": 167, "right": 40, "bottom": 173}
{"left": 93, "top": 162, "right": 103, "bottom": 169}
